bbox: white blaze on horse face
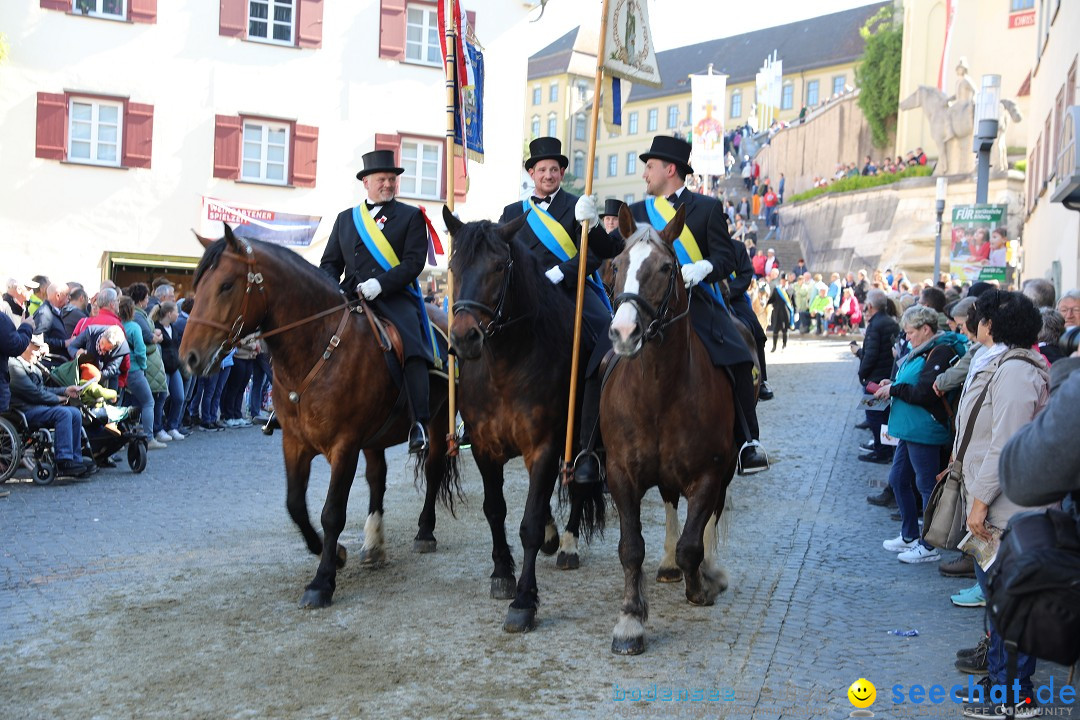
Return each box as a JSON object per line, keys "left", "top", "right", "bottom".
{"left": 610, "top": 241, "right": 651, "bottom": 348}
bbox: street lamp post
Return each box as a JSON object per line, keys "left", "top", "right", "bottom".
{"left": 973, "top": 74, "right": 1001, "bottom": 204}
{"left": 934, "top": 176, "right": 947, "bottom": 284}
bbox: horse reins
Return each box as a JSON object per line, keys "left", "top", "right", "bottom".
{"left": 611, "top": 240, "right": 689, "bottom": 345}
{"left": 451, "top": 244, "right": 532, "bottom": 338}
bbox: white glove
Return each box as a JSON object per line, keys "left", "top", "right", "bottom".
{"left": 358, "top": 278, "right": 382, "bottom": 300}
{"left": 574, "top": 195, "right": 600, "bottom": 229}
{"left": 681, "top": 260, "right": 713, "bottom": 288}
{"left": 545, "top": 266, "right": 565, "bottom": 285}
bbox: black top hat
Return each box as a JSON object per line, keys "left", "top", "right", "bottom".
{"left": 356, "top": 150, "right": 405, "bottom": 180}
{"left": 639, "top": 135, "right": 694, "bottom": 177}
{"left": 524, "top": 137, "right": 568, "bottom": 170}
{"left": 599, "top": 199, "right": 627, "bottom": 218}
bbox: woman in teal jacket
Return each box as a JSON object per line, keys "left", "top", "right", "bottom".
{"left": 873, "top": 305, "right": 967, "bottom": 564}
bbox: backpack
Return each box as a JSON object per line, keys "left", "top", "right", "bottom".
{"left": 987, "top": 506, "right": 1080, "bottom": 668}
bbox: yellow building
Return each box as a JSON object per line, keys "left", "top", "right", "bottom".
{"left": 524, "top": 3, "right": 888, "bottom": 204}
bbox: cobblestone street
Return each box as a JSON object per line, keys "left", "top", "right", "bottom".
{"left": 1, "top": 337, "right": 1075, "bottom": 720}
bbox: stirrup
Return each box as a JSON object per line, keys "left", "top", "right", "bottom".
{"left": 408, "top": 421, "right": 429, "bottom": 454}
{"left": 571, "top": 449, "right": 603, "bottom": 484}
{"left": 737, "top": 440, "right": 770, "bottom": 476}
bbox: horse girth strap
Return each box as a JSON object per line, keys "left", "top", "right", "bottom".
{"left": 285, "top": 307, "right": 352, "bottom": 404}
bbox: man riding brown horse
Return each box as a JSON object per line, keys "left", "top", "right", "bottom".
{"left": 320, "top": 149, "right": 436, "bottom": 455}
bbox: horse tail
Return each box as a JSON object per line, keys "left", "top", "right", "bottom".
{"left": 411, "top": 446, "right": 464, "bottom": 519}
{"left": 568, "top": 478, "right": 606, "bottom": 544}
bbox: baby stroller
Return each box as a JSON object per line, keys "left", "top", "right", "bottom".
{"left": 46, "top": 358, "right": 149, "bottom": 474}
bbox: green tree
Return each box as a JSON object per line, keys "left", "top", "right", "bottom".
{"left": 856, "top": 6, "right": 903, "bottom": 149}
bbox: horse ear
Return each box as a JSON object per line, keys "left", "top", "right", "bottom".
{"left": 191, "top": 229, "right": 215, "bottom": 249}
{"left": 496, "top": 212, "right": 528, "bottom": 243}
{"left": 222, "top": 223, "right": 243, "bottom": 252}
{"left": 442, "top": 205, "right": 464, "bottom": 235}
{"left": 659, "top": 205, "right": 686, "bottom": 244}
{"left": 617, "top": 205, "right": 636, "bottom": 239}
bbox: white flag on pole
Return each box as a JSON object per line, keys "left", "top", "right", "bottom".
{"left": 690, "top": 74, "right": 727, "bottom": 175}
{"left": 602, "top": 0, "right": 662, "bottom": 88}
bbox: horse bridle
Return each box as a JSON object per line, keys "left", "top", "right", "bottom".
{"left": 451, "top": 244, "right": 529, "bottom": 338}
{"left": 611, "top": 240, "right": 689, "bottom": 345}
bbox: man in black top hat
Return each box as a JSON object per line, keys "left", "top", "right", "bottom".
{"left": 498, "top": 137, "right": 623, "bottom": 483}
{"left": 320, "top": 149, "right": 434, "bottom": 455}
{"left": 599, "top": 198, "right": 627, "bottom": 234}
{"left": 584, "top": 134, "right": 769, "bottom": 474}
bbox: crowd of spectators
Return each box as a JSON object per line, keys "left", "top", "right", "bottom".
{"left": 810, "top": 148, "right": 928, "bottom": 189}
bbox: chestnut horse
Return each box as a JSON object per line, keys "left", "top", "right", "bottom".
{"left": 180, "top": 227, "right": 455, "bottom": 609}
{"left": 443, "top": 208, "right": 604, "bottom": 633}
{"left": 602, "top": 205, "right": 736, "bottom": 655}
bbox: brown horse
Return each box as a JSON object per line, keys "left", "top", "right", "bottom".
{"left": 180, "top": 227, "right": 455, "bottom": 609}
{"left": 602, "top": 205, "right": 736, "bottom": 655}
{"left": 442, "top": 208, "right": 604, "bottom": 633}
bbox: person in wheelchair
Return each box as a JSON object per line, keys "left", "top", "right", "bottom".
{"left": 8, "top": 334, "right": 95, "bottom": 478}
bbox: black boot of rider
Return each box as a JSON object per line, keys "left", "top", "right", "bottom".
{"left": 733, "top": 362, "right": 770, "bottom": 475}
{"left": 573, "top": 374, "right": 603, "bottom": 484}
{"left": 404, "top": 358, "right": 430, "bottom": 455}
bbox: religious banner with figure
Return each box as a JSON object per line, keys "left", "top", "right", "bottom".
{"left": 690, "top": 74, "right": 727, "bottom": 175}
{"left": 602, "top": 0, "right": 662, "bottom": 88}
{"left": 949, "top": 204, "right": 1009, "bottom": 283}
{"left": 200, "top": 197, "right": 321, "bottom": 247}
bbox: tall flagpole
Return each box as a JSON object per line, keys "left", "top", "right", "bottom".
{"left": 443, "top": 0, "right": 460, "bottom": 455}
{"left": 561, "top": 0, "right": 610, "bottom": 483}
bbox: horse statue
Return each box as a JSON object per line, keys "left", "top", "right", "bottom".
{"left": 180, "top": 226, "right": 456, "bottom": 609}
{"left": 442, "top": 207, "right": 605, "bottom": 634}
{"left": 899, "top": 85, "right": 974, "bottom": 175}
{"left": 601, "top": 205, "right": 737, "bottom": 655}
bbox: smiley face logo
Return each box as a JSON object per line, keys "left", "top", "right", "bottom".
{"left": 848, "top": 678, "right": 876, "bottom": 708}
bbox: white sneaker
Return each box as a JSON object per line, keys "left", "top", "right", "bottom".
{"left": 883, "top": 535, "right": 919, "bottom": 552}
{"left": 168, "top": 429, "right": 185, "bottom": 441}
{"left": 225, "top": 418, "right": 243, "bottom": 428}
{"left": 147, "top": 438, "right": 168, "bottom": 450}
{"left": 898, "top": 544, "right": 941, "bottom": 564}
{"left": 155, "top": 431, "right": 173, "bottom": 443}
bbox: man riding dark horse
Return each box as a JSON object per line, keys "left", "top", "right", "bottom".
{"left": 498, "top": 137, "right": 622, "bottom": 484}
{"left": 320, "top": 149, "right": 437, "bottom": 455}
{"left": 585, "top": 135, "right": 769, "bottom": 474}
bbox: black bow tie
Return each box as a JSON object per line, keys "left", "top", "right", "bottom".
{"left": 532, "top": 195, "right": 551, "bottom": 205}
{"left": 365, "top": 201, "right": 383, "bottom": 211}
{"left": 667, "top": 193, "right": 681, "bottom": 206}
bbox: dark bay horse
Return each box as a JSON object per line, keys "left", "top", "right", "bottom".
{"left": 602, "top": 205, "right": 736, "bottom": 655}
{"left": 180, "top": 226, "right": 455, "bottom": 609}
{"left": 442, "top": 208, "right": 604, "bottom": 633}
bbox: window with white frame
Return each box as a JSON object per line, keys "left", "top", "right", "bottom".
{"left": 832, "top": 75, "right": 846, "bottom": 96}
{"left": 573, "top": 151, "right": 585, "bottom": 178}
{"left": 73, "top": 0, "right": 125, "bottom": 19}
{"left": 667, "top": 105, "right": 678, "bottom": 129}
{"left": 547, "top": 112, "right": 557, "bottom": 137}
{"left": 608, "top": 154, "right": 618, "bottom": 177}
{"left": 248, "top": 0, "right": 295, "bottom": 45}
{"left": 531, "top": 115, "right": 540, "bottom": 139}
{"left": 731, "top": 91, "right": 742, "bottom": 119}
{"left": 532, "top": 86, "right": 542, "bottom": 105}
{"left": 399, "top": 139, "right": 441, "bottom": 199}
{"left": 241, "top": 120, "right": 289, "bottom": 184}
{"left": 628, "top": 111, "right": 638, "bottom": 134}
{"left": 549, "top": 83, "right": 558, "bottom": 103}
{"left": 405, "top": 4, "right": 440, "bottom": 65}
{"left": 574, "top": 113, "right": 586, "bottom": 141}
{"left": 626, "top": 151, "right": 635, "bottom": 175}
{"left": 647, "top": 108, "right": 658, "bottom": 132}
{"left": 806, "top": 80, "right": 819, "bottom": 106}
{"left": 623, "top": 193, "right": 634, "bottom": 204}
{"left": 68, "top": 98, "right": 123, "bottom": 167}
{"left": 781, "top": 83, "right": 793, "bottom": 110}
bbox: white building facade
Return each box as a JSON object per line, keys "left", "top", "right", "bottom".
{"left": 0, "top": 0, "right": 536, "bottom": 290}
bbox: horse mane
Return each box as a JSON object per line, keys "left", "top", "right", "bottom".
{"left": 193, "top": 236, "right": 341, "bottom": 299}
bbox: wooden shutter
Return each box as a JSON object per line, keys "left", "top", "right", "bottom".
{"left": 129, "top": 0, "right": 157, "bottom": 23}
{"left": 219, "top": 0, "right": 246, "bottom": 38}
{"left": 122, "top": 102, "right": 154, "bottom": 169}
{"left": 374, "top": 133, "right": 400, "bottom": 157}
{"left": 296, "top": 0, "right": 323, "bottom": 48}
{"left": 36, "top": 92, "right": 67, "bottom": 161}
{"left": 378, "top": 0, "right": 406, "bottom": 61}
{"left": 39, "top": 0, "right": 69, "bottom": 10}
{"left": 213, "top": 115, "right": 242, "bottom": 179}
{"left": 291, "top": 124, "right": 319, "bottom": 187}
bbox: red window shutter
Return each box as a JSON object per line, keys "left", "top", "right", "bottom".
{"left": 122, "top": 102, "right": 154, "bottom": 169}
{"left": 379, "top": 0, "right": 406, "bottom": 61}
{"left": 296, "top": 0, "right": 323, "bottom": 48}
{"left": 129, "top": 0, "right": 157, "bottom": 23}
{"left": 36, "top": 92, "right": 67, "bottom": 161}
{"left": 291, "top": 124, "right": 318, "bottom": 187}
{"left": 374, "top": 133, "right": 400, "bottom": 157}
{"left": 454, "top": 153, "right": 467, "bottom": 202}
{"left": 219, "top": 0, "right": 246, "bottom": 38}
{"left": 213, "top": 115, "right": 242, "bottom": 179}
{"left": 39, "top": 0, "right": 69, "bottom": 10}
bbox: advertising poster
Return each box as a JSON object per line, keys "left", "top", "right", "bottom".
{"left": 949, "top": 204, "right": 1008, "bottom": 283}
{"left": 200, "top": 196, "right": 321, "bottom": 248}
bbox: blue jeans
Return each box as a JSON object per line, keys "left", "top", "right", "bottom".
{"left": 888, "top": 439, "right": 946, "bottom": 545}
{"left": 207, "top": 367, "right": 230, "bottom": 422}
{"left": 248, "top": 353, "right": 271, "bottom": 417}
{"left": 222, "top": 357, "right": 253, "bottom": 420}
{"left": 121, "top": 369, "right": 154, "bottom": 437}
{"left": 163, "top": 369, "right": 184, "bottom": 431}
{"left": 22, "top": 404, "right": 83, "bottom": 462}
{"left": 975, "top": 562, "right": 1036, "bottom": 694}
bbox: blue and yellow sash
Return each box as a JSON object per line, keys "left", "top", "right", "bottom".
{"left": 351, "top": 205, "right": 442, "bottom": 369}
{"left": 644, "top": 196, "right": 726, "bottom": 307}
{"left": 522, "top": 199, "right": 613, "bottom": 313}
{"left": 775, "top": 284, "right": 795, "bottom": 326}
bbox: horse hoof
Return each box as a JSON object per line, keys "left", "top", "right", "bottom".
{"left": 686, "top": 592, "right": 715, "bottom": 607}
{"left": 656, "top": 567, "right": 683, "bottom": 583}
{"left": 540, "top": 535, "right": 559, "bottom": 556}
{"left": 335, "top": 544, "right": 348, "bottom": 569}
{"left": 359, "top": 547, "right": 386, "bottom": 568}
{"left": 412, "top": 538, "right": 437, "bottom": 554}
{"left": 503, "top": 606, "right": 536, "bottom": 633}
{"left": 611, "top": 636, "right": 645, "bottom": 655}
{"left": 298, "top": 588, "right": 333, "bottom": 609}
{"left": 490, "top": 576, "right": 516, "bottom": 600}
{"left": 556, "top": 551, "right": 580, "bottom": 570}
